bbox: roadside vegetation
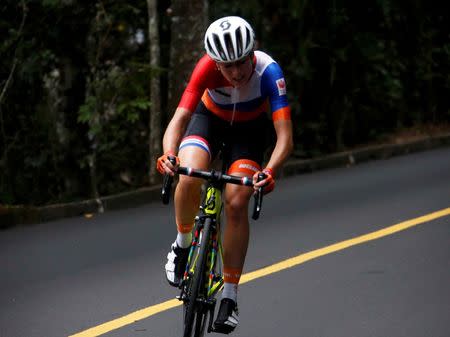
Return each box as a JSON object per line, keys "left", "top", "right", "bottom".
{"left": 1, "top": 0, "right": 448, "bottom": 206}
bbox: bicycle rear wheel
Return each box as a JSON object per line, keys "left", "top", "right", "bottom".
{"left": 183, "top": 218, "right": 212, "bottom": 337}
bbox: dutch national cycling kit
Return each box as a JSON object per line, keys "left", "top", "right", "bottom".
{"left": 177, "top": 50, "right": 292, "bottom": 175}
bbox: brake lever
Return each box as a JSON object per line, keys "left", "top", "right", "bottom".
{"left": 161, "top": 156, "right": 177, "bottom": 205}
{"left": 252, "top": 172, "right": 266, "bottom": 220}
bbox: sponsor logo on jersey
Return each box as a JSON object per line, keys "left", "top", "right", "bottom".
{"left": 276, "top": 78, "right": 287, "bottom": 96}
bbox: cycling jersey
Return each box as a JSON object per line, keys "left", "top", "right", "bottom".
{"left": 178, "top": 51, "right": 291, "bottom": 123}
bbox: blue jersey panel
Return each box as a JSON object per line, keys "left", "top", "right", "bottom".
{"left": 261, "top": 62, "right": 289, "bottom": 113}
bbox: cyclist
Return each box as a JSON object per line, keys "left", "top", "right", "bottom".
{"left": 157, "top": 16, "right": 293, "bottom": 333}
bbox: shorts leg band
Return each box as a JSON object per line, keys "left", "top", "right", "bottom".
{"left": 179, "top": 136, "right": 211, "bottom": 160}
{"left": 227, "top": 159, "right": 261, "bottom": 176}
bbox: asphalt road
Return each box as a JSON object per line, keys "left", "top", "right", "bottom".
{"left": 1, "top": 148, "right": 449, "bottom": 337}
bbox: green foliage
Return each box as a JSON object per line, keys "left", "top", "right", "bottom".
{"left": 1, "top": 0, "right": 448, "bottom": 206}
{"left": 211, "top": 0, "right": 449, "bottom": 155}
{"left": 76, "top": 63, "right": 151, "bottom": 196}
{"left": 0, "top": 0, "right": 151, "bottom": 205}
{"left": 75, "top": 1, "right": 152, "bottom": 197}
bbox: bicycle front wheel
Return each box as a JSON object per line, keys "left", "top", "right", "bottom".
{"left": 183, "top": 218, "right": 212, "bottom": 337}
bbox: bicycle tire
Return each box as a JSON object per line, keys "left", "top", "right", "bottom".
{"left": 193, "top": 306, "right": 208, "bottom": 337}
{"left": 183, "top": 218, "right": 212, "bottom": 337}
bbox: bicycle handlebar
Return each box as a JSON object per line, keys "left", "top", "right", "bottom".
{"left": 177, "top": 166, "right": 254, "bottom": 186}
{"left": 161, "top": 158, "right": 264, "bottom": 220}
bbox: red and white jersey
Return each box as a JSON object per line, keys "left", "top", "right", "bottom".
{"left": 178, "top": 51, "right": 291, "bottom": 123}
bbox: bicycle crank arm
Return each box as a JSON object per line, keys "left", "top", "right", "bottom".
{"left": 207, "top": 298, "right": 217, "bottom": 333}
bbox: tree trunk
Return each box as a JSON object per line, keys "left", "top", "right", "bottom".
{"left": 85, "top": 73, "right": 104, "bottom": 213}
{"left": 167, "top": 0, "right": 208, "bottom": 117}
{"left": 147, "top": 0, "right": 162, "bottom": 185}
{"left": 0, "top": 0, "right": 27, "bottom": 190}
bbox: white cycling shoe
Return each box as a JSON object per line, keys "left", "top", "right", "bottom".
{"left": 165, "top": 241, "right": 189, "bottom": 287}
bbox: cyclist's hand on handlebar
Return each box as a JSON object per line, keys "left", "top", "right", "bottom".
{"left": 253, "top": 167, "right": 275, "bottom": 195}
{"left": 156, "top": 151, "right": 180, "bottom": 176}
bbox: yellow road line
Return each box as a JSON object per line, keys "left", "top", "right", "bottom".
{"left": 69, "top": 299, "right": 181, "bottom": 337}
{"left": 69, "top": 207, "right": 450, "bottom": 337}
{"left": 241, "top": 207, "right": 450, "bottom": 284}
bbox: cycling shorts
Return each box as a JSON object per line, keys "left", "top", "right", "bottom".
{"left": 180, "top": 102, "right": 270, "bottom": 175}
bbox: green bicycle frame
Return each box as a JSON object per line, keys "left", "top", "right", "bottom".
{"left": 184, "top": 185, "right": 224, "bottom": 299}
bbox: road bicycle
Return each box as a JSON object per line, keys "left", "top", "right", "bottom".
{"left": 162, "top": 158, "right": 265, "bottom": 337}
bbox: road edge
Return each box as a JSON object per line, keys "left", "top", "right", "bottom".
{"left": 1, "top": 133, "right": 450, "bottom": 228}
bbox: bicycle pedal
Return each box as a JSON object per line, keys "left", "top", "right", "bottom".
{"left": 176, "top": 293, "right": 188, "bottom": 301}
{"left": 205, "top": 298, "right": 216, "bottom": 306}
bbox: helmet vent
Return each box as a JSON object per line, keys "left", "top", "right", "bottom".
{"left": 206, "top": 39, "right": 217, "bottom": 59}
{"left": 244, "top": 27, "right": 251, "bottom": 49}
{"left": 235, "top": 28, "right": 243, "bottom": 59}
{"left": 224, "top": 33, "right": 235, "bottom": 60}
{"left": 212, "top": 33, "right": 227, "bottom": 61}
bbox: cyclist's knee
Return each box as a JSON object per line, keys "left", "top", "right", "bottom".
{"left": 225, "top": 188, "right": 251, "bottom": 216}
{"left": 177, "top": 175, "right": 203, "bottom": 195}
{"left": 179, "top": 143, "right": 210, "bottom": 169}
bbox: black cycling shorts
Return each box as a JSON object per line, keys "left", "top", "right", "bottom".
{"left": 180, "top": 102, "right": 270, "bottom": 171}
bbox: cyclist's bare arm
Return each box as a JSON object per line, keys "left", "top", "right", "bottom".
{"left": 163, "top": 107, "right": 192, "bottom": 154}
{"left": 265, "top": 119, "right": 294, "bottom": 173}
{"left": 159, "top": 107, "right": 192, "bottom": 174}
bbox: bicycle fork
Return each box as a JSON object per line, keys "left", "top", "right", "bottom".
{"left": 177, "top": 214, "right": 223, "bottom": 333}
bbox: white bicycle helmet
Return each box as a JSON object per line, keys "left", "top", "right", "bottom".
{"left": 204, "top": 16, "right": 255, "bottom": 63}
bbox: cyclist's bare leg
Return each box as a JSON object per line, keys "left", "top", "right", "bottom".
{"left": 174, "top": 146, "right": 210, "bottom": 245}
{"left": 222, "top": 182, "right": 253, "bottom": 298}
{"left": 164, "top": 146, "right": 210, "bottom": 286}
